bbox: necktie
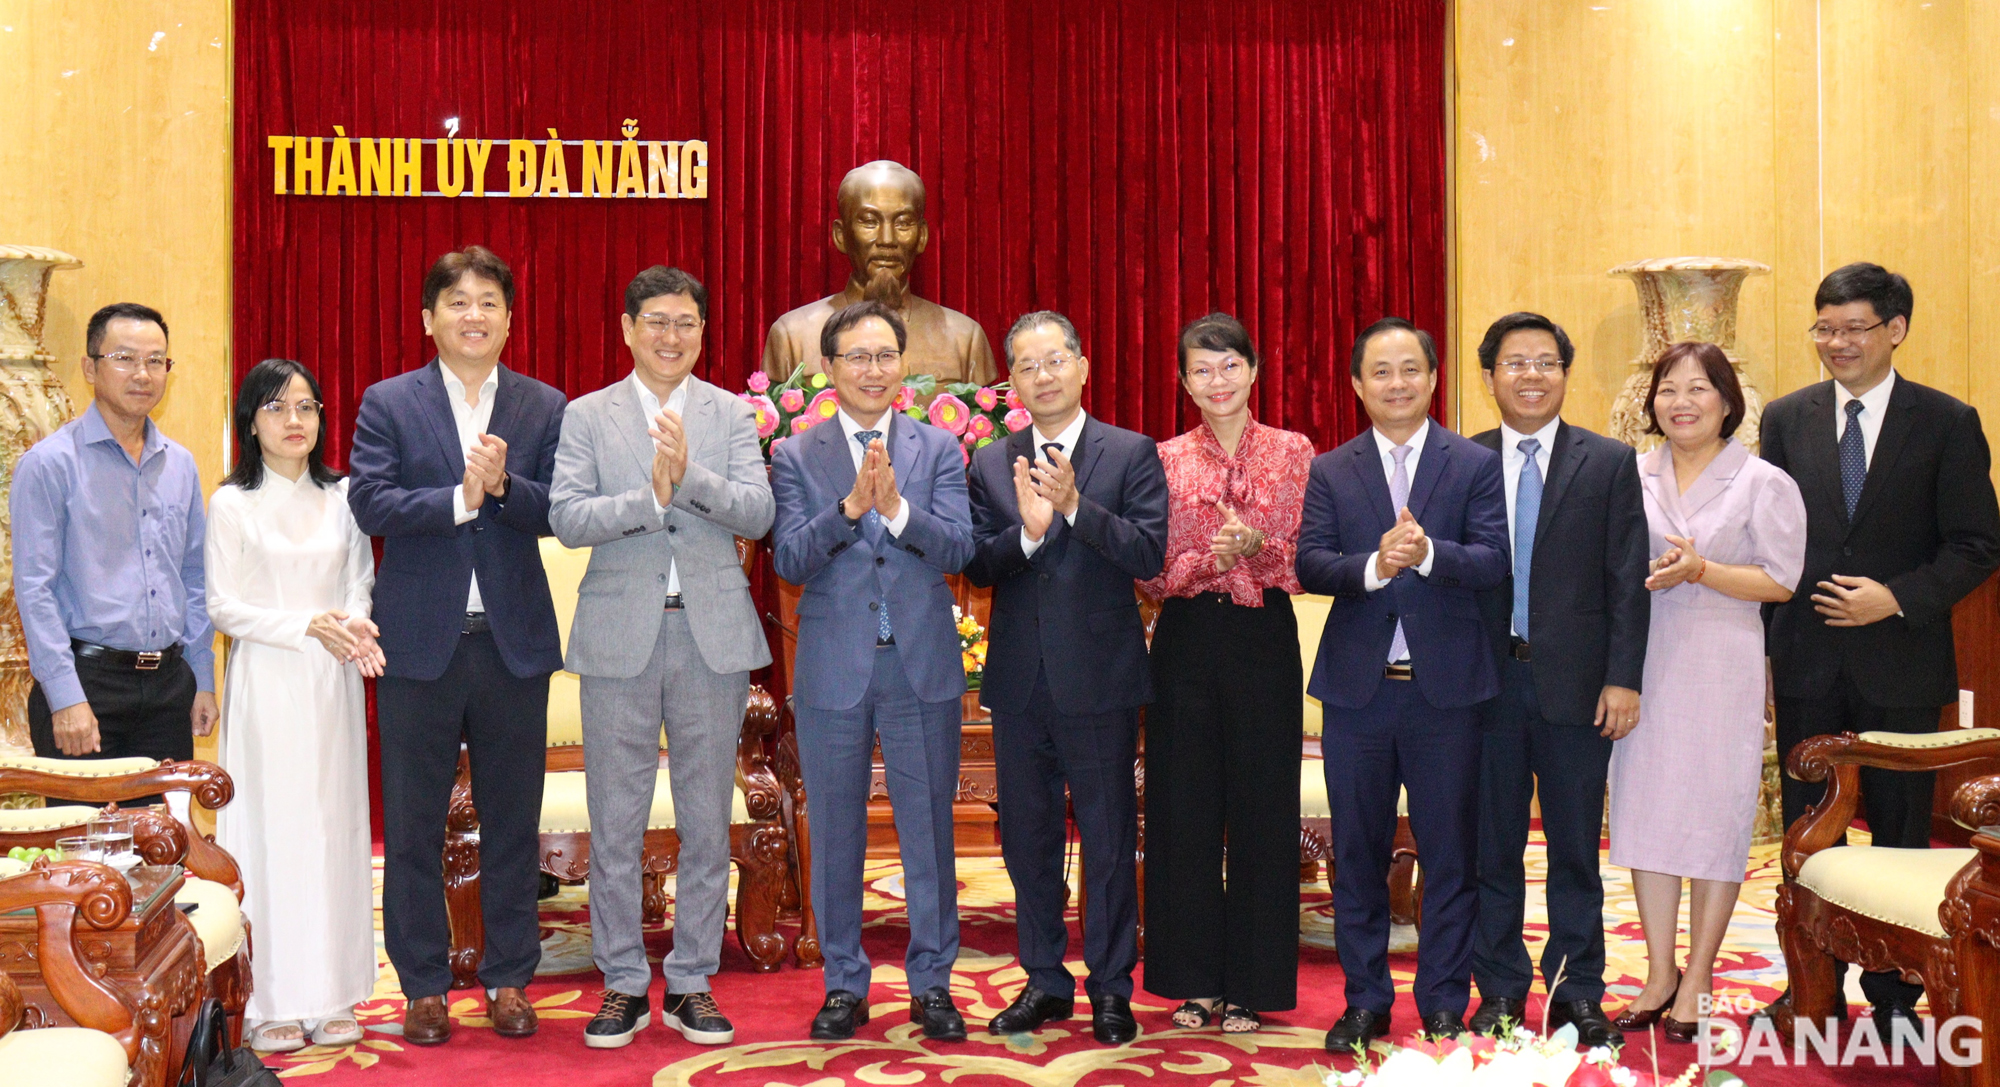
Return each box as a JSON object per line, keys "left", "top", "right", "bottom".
{"left": 1840, "top": 399, "right": 1867, "bottom": 519}
{"left": 855, "top": 430, "right": 893, "bottom": 642}
{"left": 1387, "top": 444, "right": 1412, "bottom": 663}
{"left": 1513, "top": 438, "right": 1542, "bottom": 641}
{"left": 1041, "top": 441, "right": 1062, "bottom": 463}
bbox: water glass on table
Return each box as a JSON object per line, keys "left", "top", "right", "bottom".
{"left": 87, "top": 813, "right": 138, "bottom": 871}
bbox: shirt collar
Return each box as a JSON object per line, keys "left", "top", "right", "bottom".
{"left": 629, "top": 371, "right": 690, "bottom": 416}
{"left": 1835, "top": 368, "right": 1896, "bottom": 417}
{"left": 837, "top": 406, "right": 893, "bottom": 444}
{"left": 1498, "top": 417, "right": 1561, "bottom": 454}
{"left": 439, "top": 362, "right": 500, "bottom": 402}
{"left": 1033, "top": 411, "right": 1088, "bottom": 456}
{"left": 80, "top": 401, "right": 165, "bottom": 458}
{"left": 1371, "top": 417, "right": 1430, "bottom": 457}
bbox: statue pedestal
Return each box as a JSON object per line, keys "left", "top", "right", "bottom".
{"left": 1605, "top": 257, "right": 1769, "bottom": 453}
{"left": 0, "top": 245, "right": 82, "bottom": 758}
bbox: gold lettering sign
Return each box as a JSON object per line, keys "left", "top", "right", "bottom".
{"left": 265, "top": 121, "right": 708, "bottom": 199}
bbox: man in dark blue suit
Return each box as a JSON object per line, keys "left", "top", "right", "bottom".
{"left": 963, "top": 311, "right": 1167, "bottom": 1044}
{"left": 1299, "top": 317, "right": 1510, "bottom": 1050}
{"left": 771, "top": 301, "right": 976, "bottom": 1043}
{"left": 1466, "top": 313, "right": 1649, "bottom": 1048}
{"left": 347, "top": 246, "right": 567, "bottom": 1046}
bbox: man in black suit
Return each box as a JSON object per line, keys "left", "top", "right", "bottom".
{"left": 964, "top": 310, "right": 1168, "bottom": 1044}
{"left": 1464, "top": 313, "right": 1650, "bottom": 1048}
{"left": 1759, "top": 263, "right": 2000, "bottom": 1028}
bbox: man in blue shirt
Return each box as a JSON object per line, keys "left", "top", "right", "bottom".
{"left": 12, "top": 302, "right": 218, "bottom": 792}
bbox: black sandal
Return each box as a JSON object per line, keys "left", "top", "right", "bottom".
{"left": 1220, "top": 1004, "right": 1262, "bottom": 1033}
{"left": 1171, "top": 1000, "right": 1218, "bottom": 1029}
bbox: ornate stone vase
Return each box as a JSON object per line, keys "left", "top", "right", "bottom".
{"left": 1605, "top": 257, "right": 1769, "bottom": 454}
{"left": 0, "top": 245, "right": 82, "bottom": 757}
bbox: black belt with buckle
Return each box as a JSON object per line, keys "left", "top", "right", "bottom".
{"left": 663, "top": 594, "right": 685, "bottom": 611}
{"left": 1510, "top": 637, "right": 1532, "bottom": 663}
{"left": 462, "top": 612, "right": 491, "bottom": 635}
{"left": 71, "top": 639, "right": 182, "bottom": 672}
{"left": 1384, "top": 661, "right": 1414, "bottom": 681}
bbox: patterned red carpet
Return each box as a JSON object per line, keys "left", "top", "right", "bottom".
{"left": 263, "top": 841, "right": 1939, "bottom": 1086}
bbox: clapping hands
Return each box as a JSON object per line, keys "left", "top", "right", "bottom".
{"left": 1013, "top": 456, "right": 1055, "bottom": 540}
{"left": 1645, "top": 534, "right": 1703, "bottom": 591}
{"left": 650, "top": 408, "right": 688, "bottom": 506}
{"left": 843, "top": 438, "right": 903, "bottom": 522}
{"left": 1374, "top": 507, "right": 1429, "bottom": 582}
{"left": 462, "top": 433, "right": 509, "bottom": 511}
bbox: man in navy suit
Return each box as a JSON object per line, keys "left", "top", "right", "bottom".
{"left": 963, "top": 311, "right": 1167, "bottom": 1044}
{"left": 771, "top": 301, "right": 976, "bottom": 1042}
{"left": 1299, "top": 317, "right": 1510, "bottom": 1050}
{"left": 348, "top": 246, "right": 567, "bottom": 1046}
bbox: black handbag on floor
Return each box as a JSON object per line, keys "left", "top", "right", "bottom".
{"left": 177, "top": 998, "right": 284, "bottom": 1087}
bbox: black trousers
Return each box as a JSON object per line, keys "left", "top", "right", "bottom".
{"left": 377, "top": 630, "right": 550, "bottom": 1000}
{"left": 1775, "top": 668, "right": 1936, "bottom": 1009}
{"left": 1142, "top": 590, "right": 1301, "bottom": 1012}
{"left": 1473, "top": 657, "right": 1614, "bottom": 1003}
{"left": 29, "top": 657, "right": 196, "bottom": 807}
{"left": 992, "top": 666, "right": 1139, "bottom": 1001}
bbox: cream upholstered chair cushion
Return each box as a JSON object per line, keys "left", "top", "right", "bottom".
{"left": 174, "top": 876, "right": 245, "bottom": 973}
{"left": 0, "top": 806, "right": 101, "bottom": 833}
{"left": 540, "top": 770, "right": 752, "bottom": 834}
{"left": 1293, "top": 594, "right": 1332, "bottom": 738}
{"left": 547, "top": 670, "right": 585, "bottom": 749}
{"left": 0, "top": 858, "right": 25, "bottom": 878}
{"left": 0, "top": 1026, "right": 129, "bottom": 1086}
{"left": 541, "top": 537, "right": 592, "bottom": 659}
{"left": 0, "top": 756, "right": 161, "bottom": 776}
{"left": 1300, "top": 762, "right": 1406, "bottom": 820}
{"left": 1795, "top": 845, "right": 1979, "bottom": 939}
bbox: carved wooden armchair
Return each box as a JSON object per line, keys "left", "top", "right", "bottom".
{"left": 0, "top": 859, "right": 190, "bottom": 1087}
{"left": 438, "top": 539, "right": 792, "bottom": 989}
{"left": 0, "top": 758, "right": 252, "bottom": 1042}
{"left": 1774, "top": 728, "right": 2000, "bottom": 1087}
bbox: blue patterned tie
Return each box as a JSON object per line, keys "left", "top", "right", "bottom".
{"left": 1387, "top": 444, "right": 1412, "bottom": 662}
{"left": 1840, "top": 400, "right": 1867, "bottom": 519}
{"left": 855, "top": 430, "right": 893, "bottom": 642}
{"left": 1513, "top": 438, "right": 1542, "bottom": 641}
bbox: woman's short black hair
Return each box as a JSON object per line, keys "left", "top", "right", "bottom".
{"left": 223, "top": 358, "right": 343, "bottom": 490}
{"left": 1644, "top": 341, "right": 1746, "bottom": 441}
{"left": 1176, "top": 312, "right": 1259, "bottom": 375}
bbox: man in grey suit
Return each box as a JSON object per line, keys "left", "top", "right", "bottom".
{"left": 549, "top": 266, "right": 775, "bottom": 1049}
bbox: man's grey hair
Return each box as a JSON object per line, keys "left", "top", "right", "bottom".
{"left": 1003, "top": 310, "right": 1083, "bottom": 367}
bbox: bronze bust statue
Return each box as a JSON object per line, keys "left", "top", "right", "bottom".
{"left": 761, "top": 160, "right": 996, "bottom": 386}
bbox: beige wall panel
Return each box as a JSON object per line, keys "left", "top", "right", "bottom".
{"left": 1768, "top": 0, "right": 1833, "bottom": 398}
{"left": 1968, "top": 2, "right": 2000, "bottom": 445}
{"left": 0, "top": 1, "right": 233, "bottom": 482}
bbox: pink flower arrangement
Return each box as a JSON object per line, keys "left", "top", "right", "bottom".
{"left": 974, "top": 387, "right": 998, "bottom": 411}
{"left": 790, "top": 415, "right": 816, "bottom": 435}
{"left": 893, "top": 386, "right": 917, "bottom": 411}
{"left": 929, "top": 393, "right": 972, "bottom": 436}
{"left": 1004, "top": 388, "right": 1023, "bottom": 411}
{"left": 778, "top": 387, "right": 805, "bottom": 413}
{"left": 746, "top": 370, "right": 771, "bottom": 394}
{"left": 967, "top": 414, "right": 996, "bottom": 440}
{"left": 741, "top": 394, "right": 780, "bottom": 438}
{"left": 1004, "top": 408, "right": 1032, "bottom": 433}
{"left": 807, "top": 388, "right": 842, "bottom": 422}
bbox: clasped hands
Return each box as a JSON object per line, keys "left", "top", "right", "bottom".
{"left": 650, "top": 408, "right": 689, "bottom": 507}
{"left": 1373, "top": 507, "right": 1429, "bottom": 582}
{"left": 844, "top": 438, "right": 904, "bottom": 523}
{"left": 308, "top": 611, "right": 387, "bottom": 678}
{"left": 1210, "top": 503, "right": 1264, "bottom": 573}
{"left": 1645, "top": 534, "right": 1702, "bottom": 590}
{"left": 462, "top": 432, "right": 509, "bottom": 511}
{"left": 1011, "top": 449, "right": 1080, "bottom": 541}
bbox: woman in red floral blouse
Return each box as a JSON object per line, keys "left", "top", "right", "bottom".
{"left": 1140, "top": 312, "right": 1314, "bottom": 1034}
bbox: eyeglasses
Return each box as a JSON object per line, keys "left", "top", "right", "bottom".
{"left": 638, "top": 314, "right": 702, "bottom": 336}
{"left": 258, "top": 399, "right": 323, "bottom": 420}
{"left": 1809, "top": 319, "right": 1887, "bottom": 343}
{"left": 90, "top": 353, "right": 174, "bottom": 374}
{"left": 835, "top": 349, "right": 903, "bottom": 372}
{"left": 1186, "top": 359, "right": 1248, "bottom": 386}
{"left": 1009, "top": 354, "right": 1077, "bottom": 379}
{"left": 1496, "top": 356, "right": 1564, "bottom": 375}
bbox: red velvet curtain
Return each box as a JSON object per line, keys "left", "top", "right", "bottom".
{"left": 233, "top": 0, "right": 1447, "bottom": 460}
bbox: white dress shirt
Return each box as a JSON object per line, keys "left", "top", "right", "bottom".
{"left": 635, "top": 371, "right": 691, "bottom": 594}
{"left": 1834, "top": 368, "right": 1897, "bottom": 469}
{"left": 836, "top": 408, "right": 911, "bottom": 536}
{"left": 442, "top": 364, "right": 499, "bottom": 613}
{"left": 1019, "top": 410, "right": 1087, "bottom": 558}
{"left": 1499, "top": 418, "right": 1559, "bottom": 636}
{"left": 1363, "top": 418, "right": 1437, "bottom": 591}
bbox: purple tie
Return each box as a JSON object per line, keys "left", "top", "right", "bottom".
{"left": 1387, "top": 444, "right": 1411, "bottom": 662}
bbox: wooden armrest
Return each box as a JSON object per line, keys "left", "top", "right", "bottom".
{"left": 737, "top": 686, "right": 782, "bottom": 821}
{"left": 545, "top": 745, "right": 586, "bottom": 774}
{"left": 0, "top": 761, "right": 241, "bottom": 898}
{"left": 1787, "top": 730, "right": 2000, "bottom": 780}
{"left": 0, "top": 861, "right": 140, "bottom": 1052}
{"left": 1950, "top": 774, "right": 2000, "bottom": 835}
{"left": 0, "top": 971, "right": 21, "bottom": 1037}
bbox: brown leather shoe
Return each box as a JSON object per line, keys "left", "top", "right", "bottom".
{"left": 403, "top": 995, "right": 452, "bottom": 1046}
{"left": 489, "top": 986, "right": 538, "bottom": 1038}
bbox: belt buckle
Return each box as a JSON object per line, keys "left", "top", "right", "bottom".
{"left": 1511, "top": 640, "right": 1532, "bottom": 663}
{"left": 135, "top": 651, "right": 163, "bottom": 671}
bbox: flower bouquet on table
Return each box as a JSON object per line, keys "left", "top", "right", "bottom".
{"left": 738, "top": 367, "right": 1030, "bottom": 462}
{"left": 1325, "top": 1025, "right": 1747, "bottom": 1087}
{"left": 953, "top": 604, "right": 988, "bottom": 689}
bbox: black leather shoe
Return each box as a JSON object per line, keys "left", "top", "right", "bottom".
{"left": 988, "top": 986, "right": 1075, "bottom": 1034}
{"left": 662, "top": 991, "right": 734, "bottom": 1045}
{"left": 810, "top": 990, "right": 870, "bottom": 1040}
{"left": 1547, "top": 999, "right": 1622, "bottom": 1048}
{"left": 1871, "top": 1000, "right": 1920, "bottom": 1039}
{"left": 1420, "top": 1010, "right": 1467, "bottom": 1040}
{"left": 1468, "top": 996, "right": 1527, "bottom": 1035}
{"left": 1324, "top": 1007, "right": 1391, "bottom": 1054}
{"left": 1091, "top": 994, "right": 1138, "bottom": 1044}
{"left": 909, "top": 987, "right": 967, "bottom": 1041}
{"left": 584, "top": 990, "right": 649, "bottom": 1049}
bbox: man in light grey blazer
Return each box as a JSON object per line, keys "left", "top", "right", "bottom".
{"left": 549, "top": 266, "right": 775, "bottom": 1050}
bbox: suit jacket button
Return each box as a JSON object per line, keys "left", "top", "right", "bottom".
{"left": 1040, "top": 573, "right": 1050, "bottom": 582}
{"left": 868, "top": 601, "right": 880, "bottom": 612}
{"left": 876, "top": 556, "right": 885, "bottom": 566}
{"left": 1842, "top": 546, "right": 1853, "bottom": 556}
{"left": 1386, "top": 611, "right": 1396, "bottom": 619}
{"left": 668, "top": 524, "right": 678, "bottom": 533}
{"left": 657, "top": 574, "right": 667, "bottom": 583}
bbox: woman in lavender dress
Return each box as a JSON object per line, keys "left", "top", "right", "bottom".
{"left": 1606, "top": 342, "right": 1806, "bottom": 1041}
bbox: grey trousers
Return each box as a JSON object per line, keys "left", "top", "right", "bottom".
{"left": 579, "top": 610, "right": 749, "bottom": 997}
